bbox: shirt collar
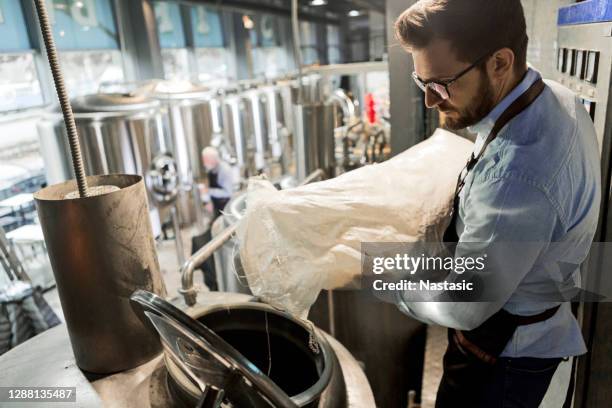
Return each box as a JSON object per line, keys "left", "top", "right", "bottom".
{"left": 468, "top": 67, "right": 541, "bottom": 153}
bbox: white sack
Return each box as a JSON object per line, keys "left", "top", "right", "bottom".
{"left": 236, "top": 129, "right": 474, "bottom": 317}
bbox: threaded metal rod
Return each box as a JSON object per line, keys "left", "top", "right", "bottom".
{"left": 34, "top": 0, "right": 89, "bottom": 198}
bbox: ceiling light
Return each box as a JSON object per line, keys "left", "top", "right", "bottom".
{"left": 310, "top": 0, "right": 327, "bottom": 5}
{"left": 348, "top": 10, "right": 361, "bottom": 17}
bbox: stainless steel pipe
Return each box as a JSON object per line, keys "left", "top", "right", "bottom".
{"left": 34, "top": 174, "right": 167, "bottom": 373}
{"left": 179, "top": 169, "right": 326, "bottom": 306}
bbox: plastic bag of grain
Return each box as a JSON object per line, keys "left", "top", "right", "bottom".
{"left": 236, "top": 129, "right": 473, "bottom": 317}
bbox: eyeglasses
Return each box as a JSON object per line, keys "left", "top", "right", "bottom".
{"left": 411, "top": 52, "right": 493, "bottom": 101}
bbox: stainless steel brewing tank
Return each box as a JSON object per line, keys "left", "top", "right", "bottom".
{"left": 148, "top": 81, "right": 221, "bottom": 227}
{"left": 164, "top": 301, "right": 346, "bottom": 408}
{"left": 221, "top": 93, "right": 257, "bottom": 179}
{"left": 37, "top": 93, "right": 170, "bottom": 183}
{"left": 212, "top": 192, "right": 251, "bottom": 294}
{"left": 149, "top": 81, "right": 218, "bottom": 182}
{"left": 241, "top": 89, "right": 271, "bottom": 173}
{"left": 36, "top": 93, "right": 170, "bottom": 235}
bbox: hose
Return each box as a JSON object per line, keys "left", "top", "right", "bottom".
{"left": 34, "top": 0, "right": 89, "bottom": 198}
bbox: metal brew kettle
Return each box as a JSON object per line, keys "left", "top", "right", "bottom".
{"left": 131, "top": 290, "right": 343, "bottom": 408}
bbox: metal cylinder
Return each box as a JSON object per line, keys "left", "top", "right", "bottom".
{"left": 34, "top": 174, "right": 166, "bottom": 374}
{"left": 222, "top": 94, "right": 257, "bottom": 178}
{"left": 36, "top": 93, "right": 170, "bottom": 236}
{"left": 294, "top": 103, "right": 336, "bottom": 181}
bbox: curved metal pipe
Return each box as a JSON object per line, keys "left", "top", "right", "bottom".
{"left": 326, "top": 89, "right": 357, "bottom": 124}
{"left": 179, "top": 169, "right": 326, "bottom": 306}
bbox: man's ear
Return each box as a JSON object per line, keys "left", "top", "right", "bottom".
{"left": 488, "top": 48, "right": 515, "bottom": 79}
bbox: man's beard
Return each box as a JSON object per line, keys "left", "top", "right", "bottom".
{"left": 441, "top": 73, "right": 496, "bottom": 131}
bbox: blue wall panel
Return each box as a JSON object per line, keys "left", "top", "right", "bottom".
{"left": 154, "top": 1, "right": 186, "bottom": 49}
{"left": 558, "top": 0, "right": 612, "bottom": 25}
{"left": 0, "top": 0, "right": 32, "bottom": 52}
{"left": 51, "top": 0, "right": 119, "bottom": 50}
{"left": 190, "top": 5, "right": 224, "bottom": 48}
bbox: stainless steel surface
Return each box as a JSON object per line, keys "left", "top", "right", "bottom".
{"left": 294, "top": 103, "right": 336, "bottom": 181}
{"left": 34, "top": 174, "right": 167, "bottom": 374}
{"left": 149, "top": 80, "right": 216, "bottom": 182}
{"left": 146, "top": 80, "right": 217, "bottom": 226}
{"left": 158, "top": 301, "right": 343, "bottom": 407}
{"left": 213, "top": 212, "right": 250, "bottom": 295}
{"left": 557, "top": 22, "right": 612, "bottom": 150}
{"left": 556, "top": 19, "right": 612, "bottom": 408}
{"left": 34, "top": 0, "right": 89, "bottom": 198}
{"left": 279, "top": 82, "right": 298, "bottom": 171}
{"left": 72, "top": 93, "right": 160, "bottom": 113}
{"left": 37, "top": 94, "right": 169, "bottom": 185}
{"left": 171, "top": 206, "right": 185, "bottom": 266}
{"left": 222, "top": 94, "right": 257, "bottom": 178}
{"left": 180, "top": 223, "right": 238, "bottom": 306}
{"left": 327, "top": 89, "right": 357, "bottom": 127}
{"left": 37, "top": 92, "right": 169, "bottom": 234}
{"left": 302, "top": 62, "right": 389, "bottom": 77}
{"left": 243, "top": 89, "right": 271, "bottom": 173}
{"left": 0, "top": 292, "right": 375, "bottom": 408}
{"left": 181, "top": 169, "right": 326, "bottom": 305}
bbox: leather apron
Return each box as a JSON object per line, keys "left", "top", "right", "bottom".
{"left": 436, "top": 78, "right": 560, "bottom": 407}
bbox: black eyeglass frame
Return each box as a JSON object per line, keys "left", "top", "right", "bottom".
{"left": 411, "top": 52, "right": 494, "bottom": 100}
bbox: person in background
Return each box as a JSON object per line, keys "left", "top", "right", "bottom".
{"left": 201, "top": 146, "right": 234, "bottom": 220}
{"left": 191, "top": 146, "right": 235, "bottom": 292}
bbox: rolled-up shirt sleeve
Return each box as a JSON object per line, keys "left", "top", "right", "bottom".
{"left": 396, "top": 176, "right": 559, "bottom": 330}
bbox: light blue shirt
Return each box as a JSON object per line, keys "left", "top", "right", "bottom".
{"left": 208, "top": 161, "right": 235, "bottom": 200}
{"left": 398, "top": 68, "right": 601, "bottom": 358}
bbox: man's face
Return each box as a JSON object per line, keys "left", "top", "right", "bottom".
{"left": 202, "top": 154, "right": 218, "bottom": 170}
{"left": 412, "top": 39, "right": 496, "bottom": 130}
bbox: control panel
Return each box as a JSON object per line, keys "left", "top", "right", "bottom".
{"left": 556, "top": 25, "right": 610, "bottom": 146}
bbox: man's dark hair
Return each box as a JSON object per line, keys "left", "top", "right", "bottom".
{"left": 395, "top": 0, "right": 528, "bottom": 73}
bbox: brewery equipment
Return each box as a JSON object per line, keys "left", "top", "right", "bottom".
{"left": 262, "top": 85, "right": 294, "bottom": 175}
{"left": 294, "top": 103, "right": 336, "bottom": 181}
{"left": 132, "top": 290, "right": 347, "bottom": 407}
{"left": 221, "top": 93, "right": 257, "bottom": 180}
{"left": 32, "top": 0, "right": 166, "bottom": 374}
{"left": 554, "top": 4, "right": 612, "bottom": 407}
{"left": 35, "top": 175, "right": 167, "bottom": 373}
{"left": 148, "top": 80, "right": 220, "bottom": 226}
{"left": 0, "top": 291, "right": 376, "bottom": 407}
{"left": 242, "top": 89, "right": 271, "bottom": 174}
{"left": 38, "top": 93, "right": 169, "bottom": 182}
{"left": 37, "top": 92, "right": 169, "bottom": 236}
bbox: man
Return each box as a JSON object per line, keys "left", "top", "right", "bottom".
{"left": 201, "top": 146, "right": 234, "bottom": 219}
{"left": 393, "top": 1, "right": 601, "bottom": 407}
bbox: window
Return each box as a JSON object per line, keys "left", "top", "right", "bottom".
{"left": 0, "top": 0, "right": 43, "bottom": 111}
{"left": 154, "top": 1, "right": 191, "bottom": 80}
{"left": 328, "top": 25, "right": 342, "bottom": 64}
{"left": 190, "top": 6, "right": 233, "bottom": 85}
{"left": 300, "top": 21, "right": 319, "bottom": 66}
{"left": 250, "top": 14, "right": 291, "bottom": 79}
{"left": 49, "top": 0, "right": 124, "bottom": 96}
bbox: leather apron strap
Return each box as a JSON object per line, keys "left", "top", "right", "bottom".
{"left": 443, "top": 78, "right": 546, "bottom": 244}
